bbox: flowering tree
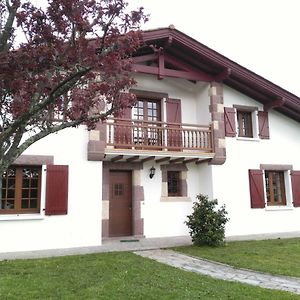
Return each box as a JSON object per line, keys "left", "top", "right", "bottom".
{"left": 0, "top": 0, "right": 147, "bottom": 175}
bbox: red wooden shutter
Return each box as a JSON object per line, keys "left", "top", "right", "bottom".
{"left": 114, "top": 105, "right": 132, "bottom": 148}
{"left": 166, "top": 98, "right": 182, "bottom": 149}
{"left": 258, "top": 111, "right": 270, "bottom": 139}
{"left": 166, "top": 98, "right": 182, "bottom": 123}
{"left": 224, "top": 107, "right": 236, "bottom": 137}
{"left": 249, "top": 169, "right": 265, "bottom": 208}
{"left": 291, "top": 171, "right": 300, "bottom": 207}
{"left": 45, "top": 165, "right": 69, "bottom": 215}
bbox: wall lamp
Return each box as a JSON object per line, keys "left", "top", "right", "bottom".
{"left": 149, "top": 166, "right": 156, "bottom": 179}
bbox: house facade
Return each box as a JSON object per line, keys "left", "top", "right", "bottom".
{"left": 1, "top": 27, "right": 300, "bottom": 253}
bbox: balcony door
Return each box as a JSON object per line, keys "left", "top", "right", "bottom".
{"left": 133, "top": 98, "right": 162, "bottom": 149}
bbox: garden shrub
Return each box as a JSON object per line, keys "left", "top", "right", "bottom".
{"left": 185, "top": 194, "right": 229, "bottom": 247}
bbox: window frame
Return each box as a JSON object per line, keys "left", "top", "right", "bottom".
{"left": 264, "top": 170, "right": 287, "bottom": 206}
{"left": 233, "top": 105, "right": 259, "bottom": 140}
{"left": 237, "top": 110, "right": 253, "bottom": 138}
{"left": 1, "top": 165, "right": 42, "bottom": 215}
{"left": 260, "top": 165, "right": 294, "bottom": 209}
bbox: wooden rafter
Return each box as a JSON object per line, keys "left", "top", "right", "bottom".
{"left": 264, "top": 97, "right": 286, "bottom": 111}
{"left": 132, "top": 53, "right": 157, "bottom": 64}
{"left": 214, "top": 68, "right": 232, "bottom": 82}
{"left": 141, "top": 156, "right": 155, "bottom": 163}
{"left": 126, "top": 156, "right": 140, "bottom": 162}
{"left": 183, "top": 158, "right": 199, "bottom": 164}
{"left": 111, "top": 155, "right": 123, "bottom": 162}
{"left": 169, "top": 157, "right": 185, "bottom": 164}
{"left": 132, "top": 64, "right": 213, "bottom": 82}
{"left": 132, "top": 49, "right": 215, "bottom": 82}
{"left": 155, "top": 157, "right": 170, "bottom": 163}
{"left": 195, "top": 158, "right": 212, "bottom": 164}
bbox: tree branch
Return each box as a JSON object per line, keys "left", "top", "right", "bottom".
{"left": 2, "top": 107, "right": 114, "bottom": 170}
{"left": 0, "top": 66, "right": 92, "bottom": 146}
{"left": 0, "top": 0, "right": 17, "bottom": 53}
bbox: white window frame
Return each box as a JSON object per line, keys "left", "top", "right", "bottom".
{"left": 233, "top": 105, "right": 259, "bottom": 141}
{"left": 261, "top": 168, "right": 294, "bottom": 211}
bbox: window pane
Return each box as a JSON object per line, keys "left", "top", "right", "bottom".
{"left": 31, "top": 179, "right": 38, "bottom": 188}
{"left": 22, "top": 189, "right": 29, "bottom": 199}
{"left": 22, "top": 179, "right": 30, "bottom": 188}
{"left": 7, "top": 179, "right": 15, "bottom": 188}
{"left": 31, "top": 189, "right": 38, "bottom": 198}
{"left": 273, "top": 172, "right": 283, "bottom": 202}
{"left": 21, "top": 199, "right": 29, "bottom": 208}
{"left": 7, "top": 189, "right": 15, "bottom": 198}
{"left": 30, "top": 199, "right": 37, "bottom": 208}
{"left": 6, "top": 200, "right": 14, "bottom": 209}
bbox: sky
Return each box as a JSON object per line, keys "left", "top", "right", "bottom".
{"left": 29, "top": 0, "right": 300, "bottom": 97}
{"left": 128, "top": 0, "right": 300, "bottom": 97}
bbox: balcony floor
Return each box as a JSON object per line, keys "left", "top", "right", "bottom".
{"left": 103, "top": 148, "right": 215, "bottom": 164}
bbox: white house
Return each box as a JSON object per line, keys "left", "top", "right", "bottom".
{"left": 1, "top": 26, "right": 300, "bottom": 253}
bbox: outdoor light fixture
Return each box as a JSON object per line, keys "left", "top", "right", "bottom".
{"left": 149, "top": 166, "right": 156, "bottom": 179}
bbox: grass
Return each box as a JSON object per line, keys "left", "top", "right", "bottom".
{"left": 173, "top": 238, "right": 300, "bottom": 278}
{"left": 1, "top": 251, "right": 299, "bottom": 299}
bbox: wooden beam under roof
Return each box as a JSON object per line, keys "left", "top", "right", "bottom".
{"left": 141, "top": 156, "right": 155, "bottom": 163}
{"left": 111, "top": 155, "right": 123, "bottom": 162}
{"left": 183, "top": 158, "right": 199, "bottom": 164}
{"left": 126, "top": 156, "right": 140, "bottom": 162}
{"left": 195, "top": 158, "right": 212, "bottom": 164}
{"left": 132, "top": 64, "right": 213, "bottom": 82}
{"left": 169, "top": 157, "right": 185, "bottom": 164}
{"left": 155, "top": 157, "right": 170, "bottom": 163}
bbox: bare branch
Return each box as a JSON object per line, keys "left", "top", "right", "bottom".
{"left": 0, "top": 0, "right": 17, "bottom": 53}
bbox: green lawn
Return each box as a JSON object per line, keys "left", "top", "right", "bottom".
{"left": 1, "top": 251, "right": 299, "bottom": 299}
{"left": 174, "top": 238, "right": 300, "bottom": 278}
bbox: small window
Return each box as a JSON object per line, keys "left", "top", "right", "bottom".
{"left": 167, "top": 171, "right": 181, "bottom": 196}
{"left": 265, "top": 171, "right": 286, "bottom": 206}
{"left": 1, "top": 166, "right": 41, "bottom": 214}
{"left": 237, "top": 110, "right": 253, "bottom": 138}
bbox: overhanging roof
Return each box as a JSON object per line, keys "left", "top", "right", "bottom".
{"left": 134, "top": 26, "right": 300, "bottom": 123}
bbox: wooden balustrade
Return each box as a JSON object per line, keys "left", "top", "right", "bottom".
{"left": 106, "top": 118, "right": 213, "bottom": 152}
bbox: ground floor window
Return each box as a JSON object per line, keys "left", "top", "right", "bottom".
{"left": 167, "top": 171, "right": 181, "bottom": 196}
{"left": 249, "top": 165, "right": 300, "bottom": 209}
{"left": 265, "top": 171, "right": 286, "bottom": 206}
{"left": 1, "top": 166, "right": 41, "bottom": 214}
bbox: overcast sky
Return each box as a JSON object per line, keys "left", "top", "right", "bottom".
{"left": 128, "top": 0, "right": 300, "bottom": 97}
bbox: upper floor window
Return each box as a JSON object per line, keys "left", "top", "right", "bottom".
{"left": 224, "top": 106, "right": 269, "bottom": 139}
{"left": 237, "top": 110, "right": 253, "bottom": 138}
{"left": 1, "top": 166, "right": 41, "bottom": 214}
{"left": 133, "top": 98, "right": 161, "bottom": 122}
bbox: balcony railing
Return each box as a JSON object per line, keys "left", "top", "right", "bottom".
{"left": 106, "top": 118, "right": 213, "bottom": 152}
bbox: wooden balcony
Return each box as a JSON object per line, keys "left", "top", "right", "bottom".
{"left": 105, "top": 118, "right": 213, "bottom": 153}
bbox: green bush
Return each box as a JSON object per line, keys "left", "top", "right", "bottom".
{"left": 185, "top": 194, "right": 229, "bottom": 247}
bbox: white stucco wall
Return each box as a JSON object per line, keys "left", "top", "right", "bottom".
{"left": 212, "top": 86, "right": 300, "bottom": 237}
{"left": 3, "top": 74, "right": 300, "bottom": 253}
{"left": 141, "top": 161, "right": 212, "bottom": 238}
{"left": 0, "top": 126, "right": 103, "bottom": 253}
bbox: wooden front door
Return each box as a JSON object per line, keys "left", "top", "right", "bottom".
{"left": 109, "top": 171, "right": 132, "bottom": 237}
